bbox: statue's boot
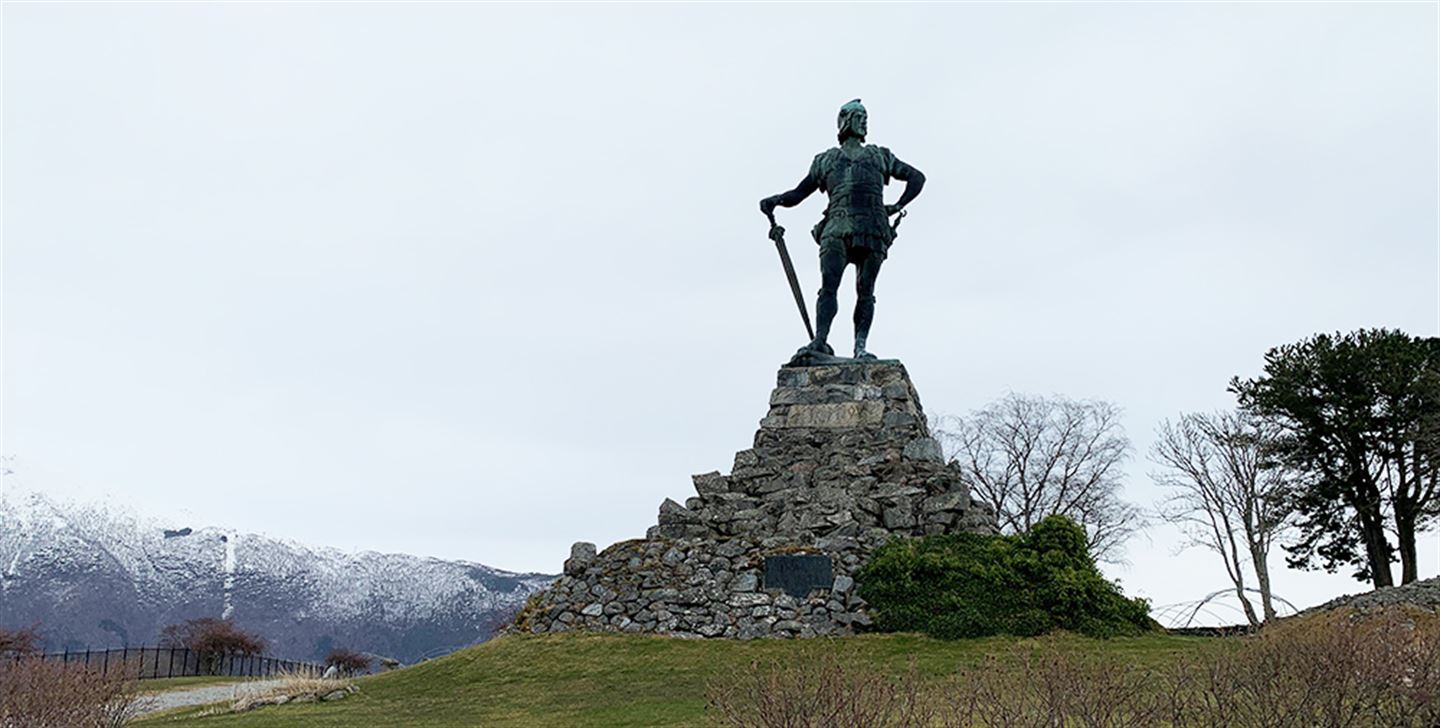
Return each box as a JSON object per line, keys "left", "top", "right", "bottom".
{"left": 853, "top": 337, "right": 877, "bottom": 361}
{"left": 803, "top": 338, "right": 834, "bottom": 356}
{"left": 787, "top": 337, "right": 835, "bottom": 367}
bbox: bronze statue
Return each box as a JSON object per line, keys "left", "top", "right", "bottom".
{"left": 760, "top": 99, "right": 925, "bottom": 364}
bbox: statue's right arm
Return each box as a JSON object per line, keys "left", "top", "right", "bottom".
{"left": 760, "top": 175, "right": 819, "bottom": 216}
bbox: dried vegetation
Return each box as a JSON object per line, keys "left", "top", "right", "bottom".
{"left": 708, "top": 607, "right": 1440, "bottom": 728}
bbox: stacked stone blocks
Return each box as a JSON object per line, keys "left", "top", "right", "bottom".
{"left": 513, "top": 360, "right": 996, "bottom": 639}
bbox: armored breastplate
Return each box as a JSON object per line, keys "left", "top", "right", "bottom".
{"left": 828, "top": 151, "right": 885, "bottom": 211}
{"left": 823, "top": 149, "right": 889, "bottom": 238}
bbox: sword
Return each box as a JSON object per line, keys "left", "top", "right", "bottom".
{"left": 764, "top": 211, "right": 815, "bottom": 341}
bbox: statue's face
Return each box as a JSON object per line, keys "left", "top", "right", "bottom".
{"left": 841, "top": 108, "right": 868, "bottom": 139}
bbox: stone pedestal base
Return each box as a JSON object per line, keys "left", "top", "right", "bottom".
{"left": 511, "top": 360, "right": 996, "bottom": 639}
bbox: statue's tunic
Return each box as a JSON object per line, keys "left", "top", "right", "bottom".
{"left": 808, "top": 145, "right": 918, "bottom": 259}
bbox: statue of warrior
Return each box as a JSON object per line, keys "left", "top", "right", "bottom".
{"left": 760, "top": 99, "right": 925, "bottom": 361}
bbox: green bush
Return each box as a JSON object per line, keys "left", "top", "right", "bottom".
{"left": 856, "top": 515, "right": 1154, "bottom": 639}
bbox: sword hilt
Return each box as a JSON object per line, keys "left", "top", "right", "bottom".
{"left": 890, "top": 209, "right": 907, "bottom": 235}
{"left": 765, "top": 210, "right": 783, "bottom": 241}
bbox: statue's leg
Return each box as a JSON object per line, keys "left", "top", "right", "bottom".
{"left": 853, "top": 249, "right": 884, "bottom": 359}
{"left": 811, "top": 244, "right": 845, "bottom": 354}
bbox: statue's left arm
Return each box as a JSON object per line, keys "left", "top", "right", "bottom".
{"left": 886, "top": 155, "right": 925, "bottom": 216}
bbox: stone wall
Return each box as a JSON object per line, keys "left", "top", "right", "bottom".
{"left": 511, "top": 360, "right": 996, "bottom": 639}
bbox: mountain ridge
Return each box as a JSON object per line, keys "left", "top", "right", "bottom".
{"left": 0, "top": 490, "right": 554, "bottom": 663}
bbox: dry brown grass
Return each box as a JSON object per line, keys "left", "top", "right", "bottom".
{"left": 708, "top": 654, "right": 935, "bottom": 728}
{"left": 0, "top": 658, "right": 144, "bottom": 727}
{"left": 707, "top": 607, "right": 1440, "bottom": 728}
{"left": 229, "top": 670, "right": 355, "bottom": 713}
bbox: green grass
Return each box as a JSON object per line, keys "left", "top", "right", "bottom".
{"left": 135, "top": 632, "right": 1210, "bottom": 728}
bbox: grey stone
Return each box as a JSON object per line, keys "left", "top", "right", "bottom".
{"left": 693, "top": 471, "right": 730, "bottom": 496}
{"left": 658, "top": 498, "right": 700, "bottom": 524}
{"left": 784, "top": 402, "right": 885, "bottom": 429}
{"left": 882, "top": 500, "right": 917, "bottom": 530}
{"left": 580, "top": 603, "right": 604, "bottom": 617}
{"left": 883, "top": 411, "right": 918, "bottom": 428}
{"left": 874, "top": 484, "right": 925, "bottom": 500}
{"left": 923, "top": 492, "right": 968, "bottom": 512}
{"left": 832, "top": 575, "right": 855, "bottom": 594}
{"left": 728, "top": 592, "right": 770, "bottom": 608}
{"left": 902, "top": 437, "right": 945, "bottom": 463}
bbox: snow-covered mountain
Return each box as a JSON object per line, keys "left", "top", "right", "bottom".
{"left": 0, "top": 491, "right": 553, "bottom": 663}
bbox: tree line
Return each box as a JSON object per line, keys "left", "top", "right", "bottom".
{"left": 935, "top": 328, "right": 1438, "bottom": 627}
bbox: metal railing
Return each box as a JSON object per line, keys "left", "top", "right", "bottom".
{"left": 10, "top": 646, "right": 324, "bottom": 680}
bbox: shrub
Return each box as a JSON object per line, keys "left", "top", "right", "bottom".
{"left": 0, "top": 659, "right": 142, "bottom": 727}
{"left": 324, "top": 647, "right": 371, "bottom": 675}
{"left": 158, "top": 618, "right": 264, "bottom": 675}
{"left": 856, "top": 515, "right": 1154, "bottom": 638}
{"left": 0, "top": 624, "right": 41, "bottom": 656}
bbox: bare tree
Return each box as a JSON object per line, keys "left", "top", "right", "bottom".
{"left": 159, "top": 617, "right": 264, "bottom": 675}
{"left": 1150, "top": 411, "right": 1293, "bottom": 625}
{"left": 934, "top": 393, "right": 1141, "bottom": 562}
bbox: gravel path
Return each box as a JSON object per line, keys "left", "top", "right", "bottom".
{"left": 136, "top": 679, "right": 287, "bottom": 716}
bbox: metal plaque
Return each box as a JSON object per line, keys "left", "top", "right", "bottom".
{"left": 763, "top": 554, "right": 834, "bottom": 598}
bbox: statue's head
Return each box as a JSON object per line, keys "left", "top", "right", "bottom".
{"left": 837, "top": 99, "right": 867, "bottom": 143}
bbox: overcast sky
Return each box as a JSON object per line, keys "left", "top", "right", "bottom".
{"left": 4, "top": 2, "right": 1436, "bottom": 623}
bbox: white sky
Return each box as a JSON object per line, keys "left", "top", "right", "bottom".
{"left": 3, "top": 2, "right": 1437, "bottom": 623}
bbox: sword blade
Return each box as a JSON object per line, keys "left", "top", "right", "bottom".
{"left": 771, "top": 231, "right": 815, "bottom": 340}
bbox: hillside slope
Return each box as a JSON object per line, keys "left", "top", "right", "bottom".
{"left": 137, "top": 632, "right": 1206, "bottom": 728}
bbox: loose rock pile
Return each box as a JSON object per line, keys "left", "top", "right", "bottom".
{"left": 512, "top": 360, "right": 996, "bottom": 639}
{"left": 1306, "top": 576, "right": 1440, "bottom": 614}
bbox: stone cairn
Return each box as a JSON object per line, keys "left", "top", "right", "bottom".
{"left": 511, "top": 360, "right": 996, "bottom": 639}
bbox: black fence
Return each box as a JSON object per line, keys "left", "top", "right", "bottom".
{"left": 11, "top": 646, "right": 324, "bottom": 680}
{"left": 1166, "top": 624, "right": 1258, "bottom": 638}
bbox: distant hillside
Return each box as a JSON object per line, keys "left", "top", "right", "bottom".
{"left": 0, "top": 492, "right": 554, "bottom": 663}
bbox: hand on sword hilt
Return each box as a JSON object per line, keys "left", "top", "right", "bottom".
{"left": 889, "top": 208, "right": 907, "bottom": 236}
{"left": 768, "top": 223, "right": 786, "bottom": 244}
{"left": 762, "top": 207, "right": 786, "bottom": 244}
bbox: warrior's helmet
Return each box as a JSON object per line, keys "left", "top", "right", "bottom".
{"left": 837, "top": 99, "right": 867, "bottom": 142}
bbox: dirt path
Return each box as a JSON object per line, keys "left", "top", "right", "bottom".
{"left": 136, "top": 678, "right": 286, "bottom": 715}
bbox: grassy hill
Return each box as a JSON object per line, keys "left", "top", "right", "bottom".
{"left": 136, "top": 632, "right": 1208, "bottom": 727}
